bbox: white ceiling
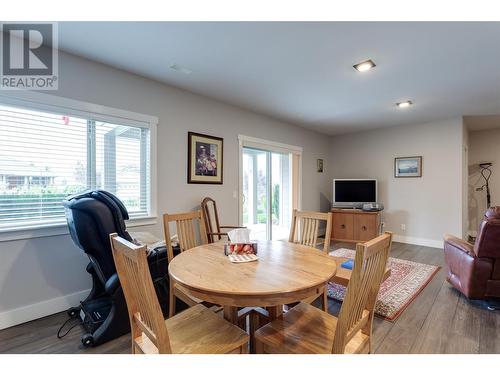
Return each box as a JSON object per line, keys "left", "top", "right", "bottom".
{"left": 58, "top": 22, "right": 500, "bottom": 135}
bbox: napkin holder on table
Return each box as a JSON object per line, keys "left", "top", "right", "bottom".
{"left": 224, "top": 242, "right": 258, "bottom": 256}
{"left": 223, "top": 228, "right": 258, "bottom": 256}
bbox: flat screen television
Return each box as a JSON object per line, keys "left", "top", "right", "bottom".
{"left": 332, "top": 179, "right": 377, "bottom": 208}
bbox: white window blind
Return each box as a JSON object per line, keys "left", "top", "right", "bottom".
{"left": 0, "top": 102, "right": 152, "bottom": 231}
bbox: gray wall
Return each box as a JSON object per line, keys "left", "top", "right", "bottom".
{"left": 468, "top": 128, "right": 500, "bottom": 232}
{"left": 0, "top": 51, "right": 332, "bottom": 326}
{"left": 329, "top": 118, "right": 464, "bottom": 245}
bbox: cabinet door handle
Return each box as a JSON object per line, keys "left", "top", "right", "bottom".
{"left": 340, "top": 224, "right": 346, "bottom": 229}
{"left": 362, "top": 225, "right": 367, "bottom": 231}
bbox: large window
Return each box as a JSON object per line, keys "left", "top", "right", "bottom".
{"left": 0, "top": 99, "right": 154, "bottom": 232}
{"left": 239, "top": 135, "right": 302, "bottom": 241}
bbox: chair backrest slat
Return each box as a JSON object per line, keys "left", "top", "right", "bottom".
{"left": 163, "top": 210, "right": 208, "bottom": 262}
{"left": 110, "top": 234, "right": 172, "bottom": 354}
{"left": 331, "top": 232, "right": 392, "bottom": 354}
{"left": 288, "top": 209, "right": 333, "bottom": 252}
{"left": 201, "top": 197, "right": 222, "bottom": 243}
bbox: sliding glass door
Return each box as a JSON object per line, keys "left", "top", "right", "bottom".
{"left": 242, "top": 147, "right": 292, "bottom": 240}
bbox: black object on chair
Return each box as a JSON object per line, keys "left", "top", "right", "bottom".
{"left": 63, "top": 190, "right": 171, "bottom": 347}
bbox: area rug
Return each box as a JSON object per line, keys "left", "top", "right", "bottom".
{"left": 327, "top": 248, "right": 440, "bottom": 321}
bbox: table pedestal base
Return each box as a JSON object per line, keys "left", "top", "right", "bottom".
{"left": 222, "top": 305, "right": 283, "bottom": 353}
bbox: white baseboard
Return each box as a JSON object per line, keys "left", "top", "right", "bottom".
{"left": 0, "top": 289, "right": 91, "bottom": 330}
{"left": 393, "top": 234, "right": 443, "bottom": 249}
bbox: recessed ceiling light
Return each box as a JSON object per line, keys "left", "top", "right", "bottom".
{"left": 396, "top": 100, "right": 413, "bottom": 108}
{"left": 169, "top": 63, "right": 193, "bottom": 75}
{"left": 353, "top": 59, "right": 376, "bottom": 72}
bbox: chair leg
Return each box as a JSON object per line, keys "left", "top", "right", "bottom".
{"left": 240, "top": 342, "right": 249, "bottom": 354}
{"left": 169, "top": 283, "right": 176, "bottom": 318}
{"left": 223, "top": 306, "right": 239, "bottom": 324}
{"left": 266, "top": 305, "right": 283, "bottom": 320}
{"left": 255, "top": 337, "right": 264, "bottom": 354}
{"left": 322, "top": 291, "right": 328, "bottom": 313}
{"left": 238, "top": 314, "right": 247, "bottom": 331}
{"left": 249, "top": 310, "right": 260, "bottom": 353}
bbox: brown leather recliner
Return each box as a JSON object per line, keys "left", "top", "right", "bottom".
{"left": 444, "top": 207, "right": 500, "bottom": 302}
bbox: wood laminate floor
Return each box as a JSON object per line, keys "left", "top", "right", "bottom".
{"left": 0, "top": 242, "right": 499, "bottom": 354}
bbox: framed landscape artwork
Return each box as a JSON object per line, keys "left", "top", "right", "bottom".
{"left": 188, "top": 132, "right": 224, "bottom": 184}
{"left": 394, "top": 156, "right": 422, "bottom": 178}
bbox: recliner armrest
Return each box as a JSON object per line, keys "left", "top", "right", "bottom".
{"left": 444, "top": 234, "right": 474, "bottom": 255}
{"left": 105, "top": 273, "right": 120, "bottom": 295}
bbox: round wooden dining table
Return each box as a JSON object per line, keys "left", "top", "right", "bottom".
{"left": 168, "top": 240, "right": 338, "bottom": 324}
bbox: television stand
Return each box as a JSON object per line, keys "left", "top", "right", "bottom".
{"left": 330, "top": 208, "right": 382, "bottom": 243}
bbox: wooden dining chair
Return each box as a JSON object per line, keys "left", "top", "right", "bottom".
{"left": 201, "top": 197, "right": 245, "bottom": 243}
{"left": 110, "top": 234, "right": 249, "bottom": 354}
{"left": 289, "top": 209, "right": 333, "bottom": 252}
{"left": 163, "top": 211, "right": 210, "bottom": 317}
{"left": 288, "top": 209, "right": 333, "bottom": 312}
{"left": 255, "top": 232, "right": 393, "bottom": 354}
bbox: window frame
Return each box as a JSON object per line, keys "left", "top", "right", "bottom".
{"left": 0, "top": 91, "right": 158, "bottom": 242}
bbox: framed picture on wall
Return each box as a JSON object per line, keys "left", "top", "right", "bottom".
{"left": 394, "top": 156, "right": 422, "bottom": 178}
{"left": 317, "top": 159, "right": 324, "bottom": 173}
{"left": 188, "top": 132, "right": 224, "bottom": 184}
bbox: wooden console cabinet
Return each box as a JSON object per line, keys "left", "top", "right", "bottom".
{"left": 330, "top": 208, "right": 382, "bottom": 243}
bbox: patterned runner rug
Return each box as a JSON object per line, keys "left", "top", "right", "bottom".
{"left": 327, "top": 248, "right": 440, "bottom": 321}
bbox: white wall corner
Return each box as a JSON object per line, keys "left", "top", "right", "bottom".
{"left": 0, "top": 289, "right": 91, "bottom": 330}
